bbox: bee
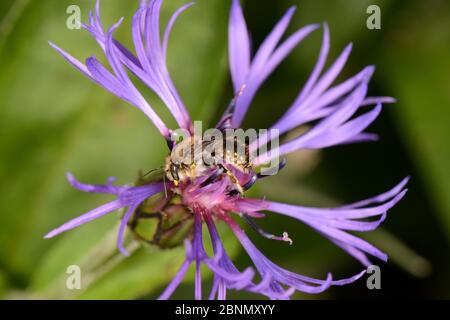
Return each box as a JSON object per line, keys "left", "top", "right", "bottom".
{"left": 164, "top": 132, "right": 253, "bottom": 194}
{"left": 128, "top": 87, "right": 261, "bottom": 249}
{"left": 163, "top": 84, "right": 257, "bottom": 194}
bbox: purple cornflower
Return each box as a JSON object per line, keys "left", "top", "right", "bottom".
{"left": 46, "top": 0, "right": 408, "bottom": 300}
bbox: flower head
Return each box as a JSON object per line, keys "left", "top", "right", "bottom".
{"left": 46, "top": 0, "right": 408, "bottom": 299}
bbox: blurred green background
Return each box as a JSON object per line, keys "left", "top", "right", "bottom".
{"left": 0, "top": 0, "right": 449, "bottom": 299}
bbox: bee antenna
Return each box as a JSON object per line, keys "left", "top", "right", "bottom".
{"left": 142, "top": 167, "right": 162, "bottom": 178}
{"left": 257, "top": 158, "right": 287, "bottom": 179}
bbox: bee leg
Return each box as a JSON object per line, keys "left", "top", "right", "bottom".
{"left": 213, "top": 163, "right": 246, "bottom": 196}
{"left": 217, "top": 163, "right": 244, "bottom": 195}
{"left": 242, "top": 174, "right": 257, "bottom": 191}
{"left": 200, "top": 167, "right": 225, "bottom": 187}
{"left": 227, "top": 175, "right": 255, "bottom": 196}
{"left": 256, "top": 157, "right": 287, "bottom": 179}
{"left": 242, "top": 214, "right": 293, "bottom": 245}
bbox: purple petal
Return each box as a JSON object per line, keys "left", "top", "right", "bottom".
{"left": 337, "top": 132, "right": 379, "bottom": 144}
{"left": 143, "top": 0, "right": 192, "bottom": 130}
{"left": 261, "top": 24, "right": 320, "bottom": 82}
{"left": 308, "top": 221, "right": 388, "bottom": 261}
{"left": 208, "top": 276, "right": 220, "bottom": 300}
{"left": 218, "top": 281, "right": 227, "bottom": 300}
{"left": 301, "top": 104, "right": 382, "bottom": 148}
{"left": 275, "top": 209, "right": 387, "bottom": 232}
{"left": 292, "top": 23, "right": 330, "bottom": 106}
{"left": 363, "top": 96, "right": 396, "bottom": 105}
{"left": 157, "top": 259, "right": 191, "bottom": 300}
{"left": 66, "top": 172, "right": 122, "bottom": 195}
{"left": 300, "top": 43, "right": 353, "bottom": 107}
{"left": 229, "top": 220, "right": 337, "bottom": 294}
{"left": 256, "top": 83, "right": 370, "bottom": 164}
{"left": 195, "top": 261, "right": 202, "bottom": 300}
{"left": 45, "top": 175, "right": 164, "bottom": 244}
{"left": 266, "top": 189, "right": 407, "bottom": 220}
{"left": 94, "top": 0, "right": 103, "bottom": 31}
{"left": 229, "top": 0, "right": 251, "bottom": 91}
{"left": 271, "top": 66, "right": 375, "bottom": 136}
{"left": 330, "top": 269, "right": 367, "bottom": 285}
{"left": 305, "top": 83, "right": 368, "bottom": 134}
{"left": 106, "top": 22, "right": 171, "bottom": 136}
{"left": 204, "top": 216, "right": 255, "bottom": 285}
{"left": 247, "top": 6, "right": 296, "bottom": 78}
{"left": 85, "top": 56, "right": 129, "bottom": 100}
{"left": 231, "top": 6, "right": 297, "bottom": 127}
{"left": 163, "top": 2, "right": 195, "bottom": 58}
{"left": 132, "top": 8, "right": 154, "bottom": 76}
{"left": 256, "top": 183, "right": 407, "bottom": 264}
{"left": 44, "top": 200, "right": 123, "bottom": 239}
{"left": 339, "top": 177, "right": 410, "bottom": 209}
{"left": 330, "top": 238, "right": 373, "bottom": 267}
{"left": 305, "top": 65, "right": 375, "bottom": 113}
{"left": 117, "top": 202, "right": 142, "bottom": 256}
{"left": 52, "top": 0, "right": 192, "bottom": 135}
{"left": 49, "top": 42, "right": 93, "bottom": 81}
{"left": 104, "top": 19, "right": 130, "bottom": 82}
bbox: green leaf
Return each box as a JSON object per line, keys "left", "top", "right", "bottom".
{"left": 0, "top": 0, "right": 229, "bottom": 297}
